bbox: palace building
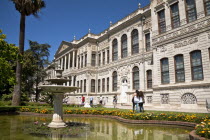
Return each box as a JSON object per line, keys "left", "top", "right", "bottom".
{"left": 47, "top": 0, "right": 210, "bottom": 112}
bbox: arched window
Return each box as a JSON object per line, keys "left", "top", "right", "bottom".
{"left": 174, "top": 54, "right": 185, "bottom": 82}
{"left": 98, "top": 79, "right": 101, "bottom": 93}
{"left": 190, "top": 50, "right": 203, "bottom": 80}
{"left": 121, "top": 34, "right": 127, "bottom": 58}
{"left": 91, "top": 79, "right": 95, "bottom": 92}
{"left": 161, "top": 58, "right": 170, "bottom": 84}
{"left": 112, "top": 39, "right": 118, "bottom": 61}
{"left": 133, "top": 66, "right": 139, "bottom": 90}
{"left": 102, "top": 78, "right": 105, "bottom": 92}
{"left": 147, "top": 70, "right": 152, "bottom": 88}
{"left": 131, "top": 29, "right": 139, "bottom": 55}
{"left": 112, "top": 71, "right": 117, "bottom": 91}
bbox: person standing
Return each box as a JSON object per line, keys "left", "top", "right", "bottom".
{"left": 132, "top": 91, "right": 138, "bottom": 112}
{"left": 90, "top": 96, "right": 93, "bottom": 106}
{"left": 113, "top": 95, "right": 117, "bottom": 108}
{"left": 99, "top": 95, "right": 103, "bottom": 104}
{"left": 139, "top": 91, "right": 145, "bottom": 112}
{"left": 82, "top": 95, "right": 85, "bottom": 104}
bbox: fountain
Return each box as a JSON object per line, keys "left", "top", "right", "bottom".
{"left": 39, "top": 63, "right": 78, "bottom": 128}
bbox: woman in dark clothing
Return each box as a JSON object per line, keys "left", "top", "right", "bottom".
{"left": 132, "top": 90, "right": 138, "bottom": 112}
{"left": 138, "top": 91, "right": 144, "bottom": 112}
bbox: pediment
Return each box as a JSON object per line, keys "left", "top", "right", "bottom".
{"left": 55, "top": 41, "right": 73, "bottom": 57}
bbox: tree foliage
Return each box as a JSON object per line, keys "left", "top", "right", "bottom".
{"left": 0, "top": 30, "right": 18, "bottom": 97}
{"left": 23, "top": 40, "right": 51, "bottom": 102}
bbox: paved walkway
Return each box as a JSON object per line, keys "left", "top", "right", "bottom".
{"left": 104, "top": 104, "right": 209, "bottom": 113}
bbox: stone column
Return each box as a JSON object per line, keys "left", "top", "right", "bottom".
{"left": 64, "top": 55, "right": 67, "bottom": 70}
{"left": 109, "top": 41, "right": 112, "bottom": 62}
{"left": 68, "top": 53, "right": 71, "bottom": 69}
{"left": 118, "top": 37, "right": 121, "bottom": 59}
{"left": 165, "top": 4, "right": 172, "bottom": 31}
{"left": 196, "top": 0, "right": 205, "bottom": 19}
{"left": 179, "top": 0, "right": 187, "bottom": 25}
{"left": 72, "top": 51, "right": 75, "bottom": 69}
{"left": 61, "top": 57, "right": 63, "bottom": 70}
{"left": 48, "top": 93, "right": 65, "bottom": 128}
{"left": 127, "top": 33, "right": 131, "bottom": 56}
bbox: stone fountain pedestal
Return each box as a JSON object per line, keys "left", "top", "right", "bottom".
{"left": 48, "top": 93, "right": 66, "bottom": 128}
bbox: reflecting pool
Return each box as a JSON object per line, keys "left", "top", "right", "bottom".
{"left": 0, "top": 115, "right": 192, "bottom": 140}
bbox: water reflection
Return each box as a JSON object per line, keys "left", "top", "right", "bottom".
{"left": 0, "top": 115, "right": 192, "bottom": 140}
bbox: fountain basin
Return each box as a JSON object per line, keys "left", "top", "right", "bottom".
{"left": 39, "top": 85, "right": 79, "bottom": 128}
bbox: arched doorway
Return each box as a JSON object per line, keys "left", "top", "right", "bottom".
{"left": 121, "top": 78, "right": 128, "bottom": 103}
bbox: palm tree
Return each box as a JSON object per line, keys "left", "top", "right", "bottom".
{"left": 11, "top": 0, "right": 45, "bottom": 106}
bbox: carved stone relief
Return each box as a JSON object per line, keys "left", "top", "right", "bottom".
{"left": 174, "top": 37, "right": 198, "bottom": 48}
{"left": 161, "top": 94, "right": 169, "bottom": 104}
{"left": 147, "top": 96, "right": 152, "bottom": 104}
{"left": 152, "top": 18, "right": 210, "bottom": 45}
{"left": 181, "top": 93, "right": 197, "bottom": 104}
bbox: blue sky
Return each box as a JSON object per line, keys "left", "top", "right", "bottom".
{"left": 0, "top": 0, "right": 150, "bottom": 61}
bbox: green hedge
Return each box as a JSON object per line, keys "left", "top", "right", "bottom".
{"left": 0, "top": 106, "right": 20, "bottom": 113}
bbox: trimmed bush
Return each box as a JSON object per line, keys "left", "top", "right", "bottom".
{"left": 0, "top": 106, "right": 20, "bottom": 113}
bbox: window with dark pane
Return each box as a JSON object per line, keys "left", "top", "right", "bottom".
{"left": 98, "top": 53, "right": 101, "bottom": 66}
{"left": 133, "top": 66, "right": 140, "bottom": 90}
{"left": 161, "top": 58, "right": 170, "bottom": 84}
{"left": 175, "top": 55, "right": 185, "bottom": 82}
{"left": 102, "top": 78, "right": 105, "bottom": 92}
{"left": 112, "top": 71, "right": 118, "bottom": 91}
{"left": 131, "top": 29, "right": 139, "bottom": 54}
{"left": 107, "top": 50, "right": 109, "bottom": 64}
{"left": 112, "top": 39, "right": 118, "bottom": 61}
{"left": 147, "top": 70, "right": 152, "bottom": 88}
{"left": 145, "top": 33, "right": 151, "bottom": 52}
{"left": 190, "top": 50, "right": 203, "bottom": 80}
{"left": 186, "top": 0, "right": 197, "bottom": 23}
{"left": 91, "top": 79, "right": 95, "bottom": 92}
{"left": 107, "top": 77, "right": 109, "bottom": 92}
{"left": 91, "top": 53, "right": 96, "bottom": 66}
{"left": 158, "top": 10, "right": 166, "bottom": 33}
{"left": 84, "top": 79, "right": 86, "bottom": 92}
{"left": 204, "top": 0, "right": 210, "bottom": 15}
{"left": 103, "top": 51, "right": 105, "bottom": 65}
{"left": 121, "top": 34, "right": 128, "bottom": 58}
{"left": 170, "top": 3, "right": 180, "bottom": 29}
{"left": 98, "top": 79, "right": 101, "bottom": 92}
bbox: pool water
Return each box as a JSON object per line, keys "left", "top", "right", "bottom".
{"left": 0, "top": 115, "right": 192, "bottom": 140}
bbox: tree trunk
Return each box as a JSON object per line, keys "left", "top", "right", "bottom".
{"left": 12, "top": 14, "right": 25, "bottom": 106}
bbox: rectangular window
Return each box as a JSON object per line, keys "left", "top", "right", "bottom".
{"left": 170, "top": 3, "right": 180, "bottom": 29}
{"left": 80, "top": 80, "right": 83, "bottom": 93}
{"left": 66, "top": 55, "right": 69, "bottom": 69}
{"left": 175, "top": 55, "right": 185, "bottom": 82}
{"left": 103, "top": 51, "right": 105, "bottom": 65}
{"left": 102, "top": 78, "right": 105, "bottom": 92}
{"left": 107, "top": 77, "right": 109, "bottom": 92}
{"left": 85, "top": 54, "right": 87, "bottom": 67}
{"left": 84, "top": 79, "right": 86, "bottom": 92}
{"left": 70, "top": 52, "right": 73, "bottom": 68}
{"left": 78, "top": 57, "right": 80, "bottom": 69}
{"left": 186, "top": 0, "right": 197, "bottom": 23}
{"left": 145, "top": 33, "right": 151, "bottom": 52}
{"left": 98, "top": 53, "right": 101, "bottom": 66}
{"left": 98, "top": 79, "right": 101, "bottom": 92}
{"left": 158, "top": 10, "right": 166, "bottom": 33}
{"left": 107, "top": 50, "right": 109, "bottom": 64}
{"left": 91, "top": 79, "right": 95, "bottom": 92}
{"left": 81, "top": 55, "right": 83, "bottom": 68}
{"left": 204, "top": 0, "right": 210, "bottom": 15}
{"left": 91, "top": 53, "right": 96, "bottom": 66}
{"left": 191, "top": 51, "right": 203, "bottom": 80}
{"left": 147, "top": 70, "right": 152, "bottom": 88}
{"left": 77, "top": 81, "right": 79, "bottom": 92}
{"left": 161, "top": 58, "right": 170, "bottom": 84}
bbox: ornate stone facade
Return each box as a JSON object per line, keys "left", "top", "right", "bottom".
{"left": 49, "top": 0, "right": 210, "bottom": 112}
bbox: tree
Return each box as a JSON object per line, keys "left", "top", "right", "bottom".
{"left": 0, "top": 30, "right": 18, "bottom": 97}
{"left": 28, "top": 40, "right": 51, "bottom": 102}
{"left": 11, "top": 0, "right": 46, "bottom": 106}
